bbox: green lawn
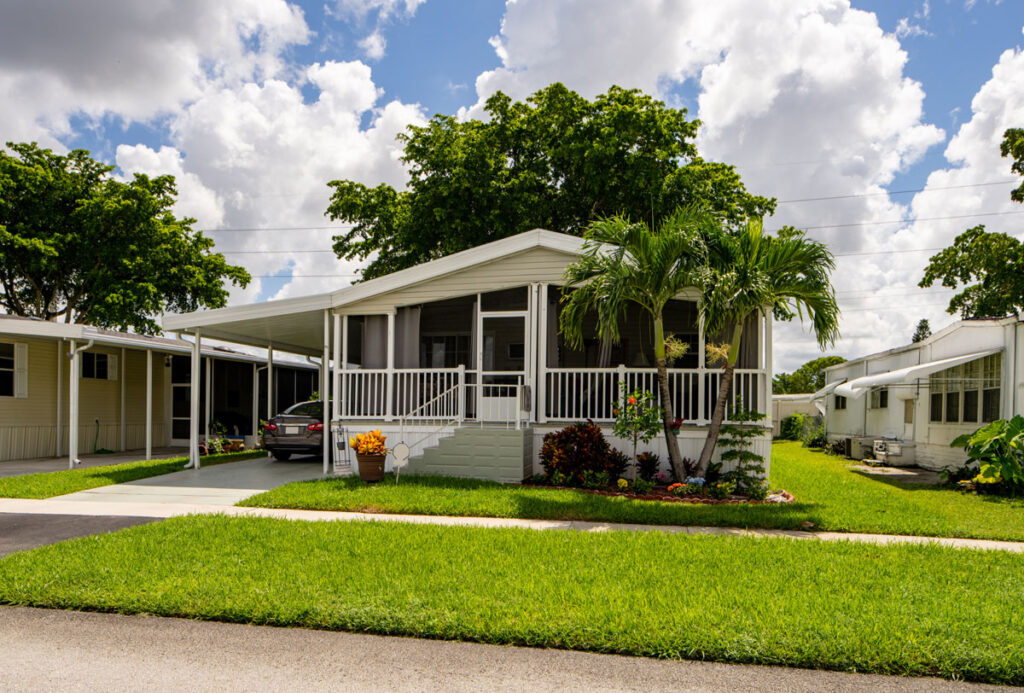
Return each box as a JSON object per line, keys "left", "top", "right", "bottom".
{"left": 0, "top": 515, "right": 1022, "bottom": 684}
{"left": 0, "top": 450, "right": 268, "bottom": 499}
{"left": 240, "top": 441, "right": 1024, "bottom": 541}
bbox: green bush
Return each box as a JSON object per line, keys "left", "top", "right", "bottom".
{"left": 636, "top": 451, "right": 660, "bottom": 481}
{"left": 951, "top": 416, "right": 1024, "bottom": 496}
{"left": 632, "top": 478, "right": 654, "bottom": 495}
{"left": 778, "top": 414, "right": 804, "bottom": 441}
{"left": 801, "top": 420, "right": 827, "bottom": 449}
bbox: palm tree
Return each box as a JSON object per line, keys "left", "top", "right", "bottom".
{"left": 560, "top": 208, "right": 711, "bottom": 481}
{"left": 695, "top": 220, "right": 839, "bottom": 476}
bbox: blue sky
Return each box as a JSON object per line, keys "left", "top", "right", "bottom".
{"left": 2, "top": 0, "right": 1024, "bottom": 369}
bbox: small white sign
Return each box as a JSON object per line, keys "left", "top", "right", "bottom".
{"left": 391, "top": 442, "right": 410, "bottom": 468}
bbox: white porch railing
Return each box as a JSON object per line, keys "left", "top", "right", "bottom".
{"left": 339, "top": 366, "right": 765, "bottom": 425}
{"left": 542, "top": 367, "right": 763, "bottom": 423}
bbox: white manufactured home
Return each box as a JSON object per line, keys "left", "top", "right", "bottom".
{"left": 164, "top": 229, "right": 775, "bottom": 481}
{"left": 0, "top": 316, "right": 316, "bottom": 466}
{"left": 816, "top": 316, "right": 1023, "bottom": 471}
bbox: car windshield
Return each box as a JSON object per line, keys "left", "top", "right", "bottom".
{"left": 283, "top": 401, "right": 322, "bottom": 418}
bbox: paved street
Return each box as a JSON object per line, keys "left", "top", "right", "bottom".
{"left": 0, "top": 607, "right": 1010, "bottom": 693}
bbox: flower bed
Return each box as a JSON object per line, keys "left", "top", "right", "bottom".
{"left": 521, "top": 478, "right": 794, "bottom": 505}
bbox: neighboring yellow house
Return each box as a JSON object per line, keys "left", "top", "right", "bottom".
{"left": 0, "top": 315, "right": 316, "bottom": 466}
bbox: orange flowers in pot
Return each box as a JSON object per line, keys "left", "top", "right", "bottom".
{"left": 349, "top": 430, "right": 389, "bottom": 456}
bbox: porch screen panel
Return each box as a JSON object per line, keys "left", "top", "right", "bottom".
{"left": 395, "top": 307, "right": 420, "bottom": 369}
{"left": 362, "top": 316, "right": 387, "bottom": 369}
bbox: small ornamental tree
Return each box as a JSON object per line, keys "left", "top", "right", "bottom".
{"left": 612, "top": 384, "right": 664, "bottom": 481}
{"left": 719, "top": 407, "right": 769, "bottom": 499}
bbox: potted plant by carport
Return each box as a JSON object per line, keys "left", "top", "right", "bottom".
{"left": 350, "top": 429, "right": 389, "bottom": 483}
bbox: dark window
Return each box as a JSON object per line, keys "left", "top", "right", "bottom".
{"left": 82, "top": 353, "right": 108, "bottom": 380}
{"left": 944, "top": 391, "right": 960, "bottom": 423}
{"left": 982, "top": 388, "right": 1001, "bottom": 423}
{"left": 963, "top": 390, "right": 979, "bottom": 423}
{"left": 879, "top": 389, "right": 888, "bottom": 409}
{"left": 171, "top": 355, "right": 191, "bottom": 384}
{"left": 0, "top": 342, "right": 12, "bottom": 397}
{"left": 421, "top": 336, "right": 470, "bottom": 368}
{"left": 480, "top": 287, "right": 527, "bottom": 311}
{"left": 834, "top": 395, "right": 847, "bottom": 410}
{"left": 284, "top": 401, "right": 322, "bottom": 418}
{"left": 507, "top": 342, "right": 525, "bottom": 360}
{"left": 172, "top": 419, "right": 190, "bottom": 439}
{"left": 930, "top": 393, "right": 942, "bottom": 422}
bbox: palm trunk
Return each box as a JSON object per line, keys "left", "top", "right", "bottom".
{"left": 696, "top": 323, "right": 744, "bottom": 477}
{"left": 654, "top": 316, "right": 685, "bottom": 481}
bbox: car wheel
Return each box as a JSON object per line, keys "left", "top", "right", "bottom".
{"left": 273, "top": 451, "right": 292, "bottom": 462}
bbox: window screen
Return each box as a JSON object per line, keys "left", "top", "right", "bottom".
{"left": 0, "top": 342, "right": 12, "bottom": 397}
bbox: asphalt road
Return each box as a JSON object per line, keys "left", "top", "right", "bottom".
{"left": 0, "top": 512, "right": 159, "bottom": 556}
{"left": 0, "top": 607, "right": 1010, "bottom": 692}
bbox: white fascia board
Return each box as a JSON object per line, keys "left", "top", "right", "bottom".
{"left": 834, "top": 349, "right": 1002, "bottom": 399}
{"left": 329, "top": 229, "right": 584, "bottom": 309}
{"left": 0, "top": 319, "right": 85, "bottom": 341}
{"left": 162, "top": 293, "right": 333, "bottom": 333}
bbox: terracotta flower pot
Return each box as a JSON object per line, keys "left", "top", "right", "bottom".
{"left": 356, "top": 453, "right": 386, "bottom": 483}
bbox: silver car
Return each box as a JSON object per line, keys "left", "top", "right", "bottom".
{"left": 263, "top": 400, "right": 324, "bottom": 461}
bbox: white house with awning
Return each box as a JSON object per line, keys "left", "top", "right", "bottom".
{"left": 815, "top": 316, "right": 1023, "bottom": 470}
{"left": 163, "top": 229, "right": 775, "bottom": 481}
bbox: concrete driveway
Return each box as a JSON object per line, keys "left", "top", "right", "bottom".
{"left": 50, "top": 456, "right": 325, "bottom": 506}
{"left": 0, "top": 447, "right": 187, "bottom": 478}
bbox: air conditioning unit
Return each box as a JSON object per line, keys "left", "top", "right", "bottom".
{"left": 873, "top": 439, "right": 916, "bottom": 467}
{"left": 848, "top": 436, "right": 875, "bottom": 460}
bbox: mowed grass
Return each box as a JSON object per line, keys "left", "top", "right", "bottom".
{"left": 0, "top": 515, "right": 1022, "bottom": 684}
{"left": 0, "top": 450, "right": 268, "bottom": 499}
{"left": 241, "top": 442, "right": 1024, "bottom": 542}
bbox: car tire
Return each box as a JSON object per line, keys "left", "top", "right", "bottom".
{"left": 272, "top": 451, "right": 292, "bottom": 462}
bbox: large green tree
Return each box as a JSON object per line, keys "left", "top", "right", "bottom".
{"left": 773, "top": 355, "right": 846, "bottom": 394}
{"left": 697, "top": 221, "right": 839, "bottom": 475}
{"left": 0, "top": 142, "right": 250, "bottom": 334}
{"left": 327, "top": 83, "right": 775, "bottom": 279}
{"left": 559, "top": 209, "right": 711, "bottom": 481}
{"left": 919, "top": 128, "right": 1024, "bottom": 318}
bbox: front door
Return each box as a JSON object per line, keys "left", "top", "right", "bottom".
{"left": 477, "top": 314, "right": 526, "bottom": 422}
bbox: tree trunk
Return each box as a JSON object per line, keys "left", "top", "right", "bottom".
{"left": 695, "top": 323, "right": 744, "bottom": 477}
{"left": 654, "top": 316, "right": 685, "bottom": 481}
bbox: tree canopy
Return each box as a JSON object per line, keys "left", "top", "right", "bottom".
{"left": 920, "top": 128, "right": 1024, "bottom": 318}
{"left": 0, "top": 142, "right": 250, "bottom": 334}
{"left": 773, "top": 355, "right": 846, "bottom": 394}
{"left": 327, "top": 83, "right": 775, "bottom": 279}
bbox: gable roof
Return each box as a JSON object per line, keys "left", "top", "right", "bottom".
{"left": 162, "top": 229, "right": 585, "bottom": 353}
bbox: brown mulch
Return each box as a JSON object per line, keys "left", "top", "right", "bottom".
{"left": 520, "top": 482, "right": 795, "bottom": 505}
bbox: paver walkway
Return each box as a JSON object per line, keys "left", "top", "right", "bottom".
{"left": 1, "top": 495, "right": 1022, "bottom": 553}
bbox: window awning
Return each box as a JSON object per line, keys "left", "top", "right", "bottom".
{"left": 810, "top": 379, "right": 845, "bottom": 401}
{"left": 834, "top": 349, "right": 1002, "bottom": 399}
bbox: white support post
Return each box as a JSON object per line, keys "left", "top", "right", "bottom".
{"left": 537, "top": 284, "right": 548, "bottom": 424}
{"left": 204, "top": 356, "right": 212, "bottom": 446}
{"left": 340, "top": 315, "right": 348, "bottom": 419}
{"left": 698, "top": 311, "right": 707, "bottom": 424}
{"left": 764, "top": 312, "right": 774, "bottom": 429}
{"left": 385, "top": 311, "right": 395, "bottom": 422}
{"left": 526, "top": 283, "right": 537, "bottom": 423}
{"left": 457, "top": 364, "right": 466, "bottom": 421}
{"left": 267, "top": 346, "right": 274, "bottom": 420}
{"left": 188, "top": 332, "right": 201, "bottom": 469}
{"left": 56, "top": 339, "right": 63, "bottom": 457}
{"left": 145, "top": 349, "right": 153, "bottom": 460}
{"left": 68, "top": 339, "right": 79, "bottom": 469}
{"left": 251, "top": 363, "right": 258, "bottom": 448}
{"left": 120, "top": 347, "right": 127, "bottom": 452}
{"left": 323, "top": 309, "right": 331, "bottom": 475}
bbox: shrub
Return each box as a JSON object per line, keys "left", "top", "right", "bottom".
{"left": 719, "top": 409, "right": 768, "bottom": 497}
{"left": 951, "top": 416, "right": 1024, "bottom": 496}
{"left": 616, "top": 478, "right": 629, "bottom": 491}
{"left": 540, "top": 421, "right": 627, "bottom": 486}
{"left": 778, "top": 414, "right": 804, "bottom": 441}
{"left": 709, "top": 480, "right": 736, "bottom": 500}
{"left": 582, "top": 470, "right": 611, "bottom": 489}
{"left": 632, "top": 478, "right": 654, "bottom": 495}
{"left": 801, "top": 421, "right": 827, "bottom": 449}
{"left": 636, "top": 452, "right": 660, "bottom": 482}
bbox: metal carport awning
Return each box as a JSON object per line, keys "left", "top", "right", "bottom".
{"left": 834, "top": 349, "right": 1002, "bottom": 400}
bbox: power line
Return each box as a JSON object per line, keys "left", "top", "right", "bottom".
{"left": 777, "top": 180, "right": 1015, "bottom": 204}
{"left": 801, "top": 209, "right": 1024, "bottom": 231}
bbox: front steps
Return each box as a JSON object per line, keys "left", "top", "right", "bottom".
{"left": 404, "top": 426, "right": 532, "bottom": 483}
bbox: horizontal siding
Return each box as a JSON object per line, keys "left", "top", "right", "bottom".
{"left": 0, "top": 337, "right": 59, "bottom": 424}
{"left": 343, "top": 247, "right": 575, "bottom": 314}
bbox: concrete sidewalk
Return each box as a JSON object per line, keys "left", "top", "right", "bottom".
{"left": 1, "top": 496, "right": 1022, "bottom": 553}
{"left": 0, "top": 606, "right": 1009, "bottom": 692}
